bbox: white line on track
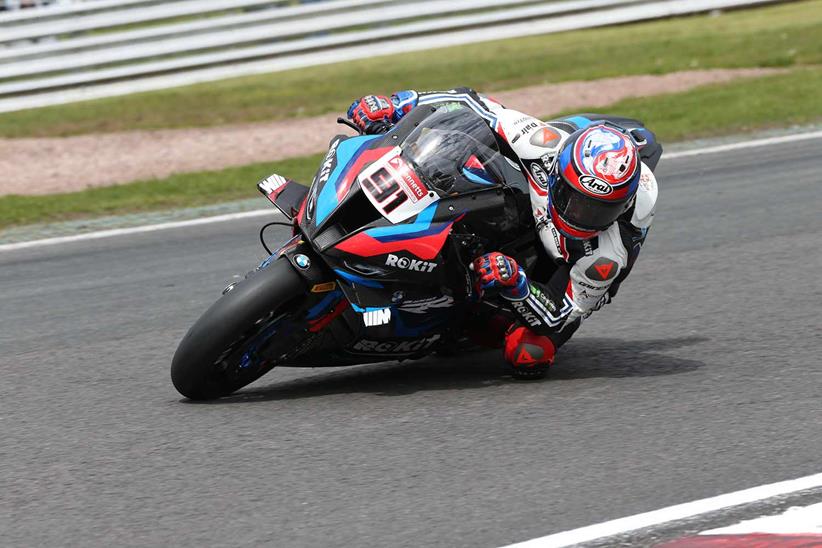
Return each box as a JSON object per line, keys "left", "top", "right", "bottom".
{"left": 0, "top": 209, "right": 276, "bottom": 252}
{"left": 501, "top": 472, "right": 822, "bottom": 548}
{"left": 2, "top": 129, "right": 822, "bottom": 254}
{"left": 701, "top": 501, "right": 822, "bottom": 535}
{"left": 663, "top": 129, "right": 822, "bottom": 159}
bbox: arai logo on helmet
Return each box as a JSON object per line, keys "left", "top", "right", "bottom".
{"left": 578, "top": 175, "right": 613, "bottom": 196}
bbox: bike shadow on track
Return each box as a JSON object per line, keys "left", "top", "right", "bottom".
{"left": 187, "top": 336, "right": 707, "bottom": 404}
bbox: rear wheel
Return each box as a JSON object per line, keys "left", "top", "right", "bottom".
{"left": 171, "top": 258, "right": 306, "bottom": 400}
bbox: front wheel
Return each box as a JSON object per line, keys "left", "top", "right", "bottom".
{"left": 171, "top": 258, "right": 306, "bottom": 400}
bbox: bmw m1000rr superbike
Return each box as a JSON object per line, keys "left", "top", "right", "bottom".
{"left": 171, "top": 107, "right": 536, "bottom": 400}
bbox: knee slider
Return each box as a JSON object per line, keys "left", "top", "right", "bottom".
{"left": 504, "top": 326, "right": 556, "bottom": 367}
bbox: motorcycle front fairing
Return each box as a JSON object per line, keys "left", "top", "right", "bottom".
{"left": 287, "top": 107, "right": 526, "bottom": 360}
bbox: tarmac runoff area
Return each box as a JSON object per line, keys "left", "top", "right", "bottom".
{"left": 0, "top": 131, "right": 820, "bottom": 547}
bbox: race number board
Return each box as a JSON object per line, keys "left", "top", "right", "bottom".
{"left": 358, "top": 147, "right": 439, "bottom": 224}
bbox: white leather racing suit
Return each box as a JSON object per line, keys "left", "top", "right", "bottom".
{"left": 354, "top": 87, "right": 660, "bottom": 348}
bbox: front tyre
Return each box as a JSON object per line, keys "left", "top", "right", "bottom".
{"left": 171, "top": 258, "right": 306, "bottom": 400}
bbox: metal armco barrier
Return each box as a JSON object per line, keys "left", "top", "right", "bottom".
{"left": 0, "top": 0, "right": 785, "bottom": 113}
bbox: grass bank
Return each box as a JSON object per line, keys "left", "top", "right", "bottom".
{"left": 550, "top": 67, "right": 822, "bottom": 141}
{"left": 0, "top": 0, "right": 819, "bottom": 138}
{"left": 0, "top": 154, "right": 322, "bottom": 229}
{"left": 2, "top": 67, "right": 821, "bottom": 231}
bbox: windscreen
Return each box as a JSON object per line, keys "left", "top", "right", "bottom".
{"left": 400, "top": 108, "right": 504, "bottom": 195}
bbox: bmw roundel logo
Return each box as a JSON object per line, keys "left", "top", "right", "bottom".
{"left": 294, "top": 254, "right": 311, "bottom": 269}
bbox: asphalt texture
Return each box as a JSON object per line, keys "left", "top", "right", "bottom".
{"left": 1, "top": 135, "right": 821, "bottom": 547}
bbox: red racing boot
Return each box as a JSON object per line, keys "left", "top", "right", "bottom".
{"left": 504, "top": 326, "right": 555, "bottom": 379}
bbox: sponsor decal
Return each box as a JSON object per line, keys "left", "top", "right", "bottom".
{"left": 519, "top": 121, "right": 540, "bottom": 135}
{"left": 306, "top": 186, "right": 317, "bottom": 221}
{"left": 258, "top": 174, "right": 288, "bottom": 195}
{"left": 512, "top": 121, "right": 539, "bottom": 144}
{"left": 530, "top": 163, "right": 549, "bottom": 187}
{"left": 358, "top": 147, "right": 439, "bottom": 224}
{"left": 317, "top": 140, "right": 339, "bottom": 186}
{"left": 516, "top": 346, "right": 540, "bottom": 364}
{"left": 385, "top": 253, "right": 437, "bottom": 273}
{"left": 585, "top": 257, "right": 618, "bottom": 281}
{"left": 530, "top": 127, "right": 561, "bottom": 148}
{"left": 639, "top": 171, "right": 655, "bottom": 191}
{"left": 577, "top": 280, "right": 609, "bottom": 290}
{"left": 579, "top": 175, "right": 614, "bottom": 196}
{"left": 362, "top": 308, "right": 391, "bottom": 327}
{"left": 364, "top": 95, "right": 386, "bottom": 113}
{"left": 399, "top": 295, "right": 454, "bottom": 314}
{"left": 550, "top": 226, "right": 562, "bottom": 251}
{"left": 529, "top": 285, "right": 557, "bottom": 312}
{"left": 512, "top": 299, "right": 541, "bottom": 327}
{"left": 540, "top": 153, "right": 555, "bottom": 169}
{"left": 583, "top": 238, "right": 594, "bottom": 256}
{"left": 351, "top": 334, "right": 441, "bottom": 353}
{"left": 388, "top": 156, "right": 427, "bottom": 201}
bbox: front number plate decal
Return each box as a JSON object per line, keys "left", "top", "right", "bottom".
{"left": 358, "top": 147, "right": 439, "bottom": 224}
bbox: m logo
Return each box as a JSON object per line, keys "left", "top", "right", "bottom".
{"left": 363, "top": 308, "right": 391, "bottom": 327}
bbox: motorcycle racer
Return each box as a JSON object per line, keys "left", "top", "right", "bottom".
{"left": 347, "top": 88, "right": 660, "bottom": 379}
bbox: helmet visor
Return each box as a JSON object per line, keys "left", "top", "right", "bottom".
{"left": 550, "top": 178, "right": 627, "bottom": 231}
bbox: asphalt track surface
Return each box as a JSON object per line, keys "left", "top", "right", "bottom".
{"left": 1, "top": 135, "right": 821, "bottom": 547}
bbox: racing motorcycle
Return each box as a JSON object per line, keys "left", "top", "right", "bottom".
{"left": 170, "top": 106, "right": 537, "bottom": 400}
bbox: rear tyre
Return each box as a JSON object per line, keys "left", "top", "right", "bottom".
{"left": 171, "top": 258, "right": 305, "bottom": 400}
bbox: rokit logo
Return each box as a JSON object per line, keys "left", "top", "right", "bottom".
{"left": 511, "top": 300, "right": 541, "bottom": 327}
{"left": 579, "top": 175, "right": 613, "bottom": 196}
{"left": 317, "top": 140, "right": 339, "bottom": 185}
{"left": 399, "top": 295, "right": 454, "bottom": 314}
{"left": 385, "top": 254, "right": 437, "bottom": 273}
{"left": 351, "top": 334, "right": 441, "bottom": 353}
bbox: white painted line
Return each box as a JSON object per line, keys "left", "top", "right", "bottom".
{"left": 663, "top": 129, "right": 822, "bottom": 160}
{"left": 0, "top": 209, "right": 277, "bottom": 253}
{"left": 501, "top": 472, "right": 822, "bottom": 547}
{"left": 701, "top": 501, "right": 822, "bottom": 535}
{"left": 3, "top": 129, "right": 822, "bottom": 254}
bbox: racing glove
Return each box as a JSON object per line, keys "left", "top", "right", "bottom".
{"left": 471, "top": 252, "right": 529, "bottom": 301}
{"left": 347, "top": 95, "right": 396, "bottom": 134}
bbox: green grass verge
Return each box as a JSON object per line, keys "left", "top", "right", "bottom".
{"left": 0, "top": 0, "right": 820, "bottom": 138}
{"left": 550, "top": 67, "right": 822, "bottom": 142}
{"left": 2, "top": 67, "right": 821, "bottom": 231}
{"left": 0, "top": 153, "right": 322, "bottom": 229}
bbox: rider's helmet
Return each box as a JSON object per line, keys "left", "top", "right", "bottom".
{"left": 548, "top": 123, "right": 641, "bottom": 239}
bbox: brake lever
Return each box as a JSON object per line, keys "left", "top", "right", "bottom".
{"left": 337, "top": 117, "right": 364, "bottom": 135}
